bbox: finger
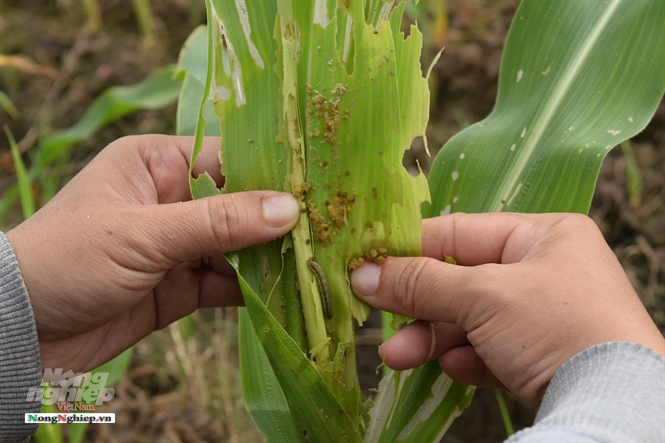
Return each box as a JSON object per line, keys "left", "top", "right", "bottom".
{"left": 421, "top": 213, "right": 541, "bottom": 265}
{"left": 192, "top": 137, "right": 224, "bottom": 185}
{"left": 350, "top": 257, "right": 497, "bottom": 327}
{"left": 438, "top": 346, "right": 504, "bottom": 389}
{"left": 380, "top": 320, "right": 468, "bottom": 370}
{"left": 151, "top": 266, "right": 243, "bottom": 330}
{"left": 128, "top": 191, "right": 300, "bottom": 265}
{"left": 138, "top": 135, "right": 223, "bottom": 204}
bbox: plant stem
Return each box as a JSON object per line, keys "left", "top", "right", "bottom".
{"left": 279, "top": 15, "right": 331, "bottom": 366}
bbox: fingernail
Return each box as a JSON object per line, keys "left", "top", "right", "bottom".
{"left": 262, "top": 194, "right": 300, "bottom": 227}
{"left": 351, "top": 261, "right": 381, "bottom": 297}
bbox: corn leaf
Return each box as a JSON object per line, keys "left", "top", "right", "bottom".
{"left": 368, "top": 1, "right": 665, "bottom": 441}
{"left": 175, "top": 25, "right": 220, "bottom": 137}
{"left": 365, "top": 361, "right": 474, "bottom": 442}
{"left": 238, "top": 272, "right": 361, "bottom": 442}
{"left": 176, "top": 23, "right": 302, "bottom": 439}
{"left": 186, "top": 0, "right": 461, "bottom": 439}
{"left": 402, "top": 2, "right": 665, "bottom": 441}
{"left": 238, "top": 309, "right": 304, "bottom": 443}
{"left": 426, "top": 0, "right": 665, "bottom": 217}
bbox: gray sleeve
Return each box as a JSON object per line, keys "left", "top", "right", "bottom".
{"left": 0, "top": 232, "right": 42, "bottom": 442}
{"left": 507, "top": 341, "right": 665, "bottom": 443}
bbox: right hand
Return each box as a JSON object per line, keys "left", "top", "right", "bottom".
{"left": 351, "top": 213, "right": 665, "bottom": 404}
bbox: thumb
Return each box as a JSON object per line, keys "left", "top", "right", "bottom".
{"left": 350, "top": 257, "right": 476, "bottom": 327}
{"left": 130, "top": 191, "right": 300, "bottom": 263}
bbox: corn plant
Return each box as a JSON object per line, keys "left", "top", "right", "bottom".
{"left": 177, "top": 0, "right": 665, "bottom": 441}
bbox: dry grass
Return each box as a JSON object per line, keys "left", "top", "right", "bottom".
{"left": 83, "top": 310, "right": 262, "bottom": 442}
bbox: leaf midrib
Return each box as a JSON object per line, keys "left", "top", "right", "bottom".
{"left": 490, "top": 0, "right": 622, "bottom": 212}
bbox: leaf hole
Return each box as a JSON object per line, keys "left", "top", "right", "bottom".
{"left": 402, "top": 136, "right": 429, "bottom": 177}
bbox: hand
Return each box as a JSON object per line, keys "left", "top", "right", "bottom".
{"left": 6, "top": 135, "right": 300, "bottom": 373}
{"left": 351, "top": 213, "right": 665, "bottom": 405}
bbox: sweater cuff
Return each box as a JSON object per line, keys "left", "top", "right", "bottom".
{"left": 0, "top": 231, "right": 42, "bottom": 440}
{"left": 508, "top": 341, "right": 665, "bottom": 442}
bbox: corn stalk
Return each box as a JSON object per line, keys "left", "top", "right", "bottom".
{"left": 176, "top": 0, "right": 665, "bottom": 441}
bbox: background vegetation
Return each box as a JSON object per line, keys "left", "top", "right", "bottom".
{"left": 1, "top": 0, "right": 662, "bottom": 441}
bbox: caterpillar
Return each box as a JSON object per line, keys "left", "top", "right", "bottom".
{"left": 307, "top": 259, "right": 333, "bottom": 319}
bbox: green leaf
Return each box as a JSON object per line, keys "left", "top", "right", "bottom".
{"left": 238, "top": 272, "right": 361, "bottom": 443}
{"left": 413, "top": 2, "right": 665, "bottom": 440}
{"left": 37, "top": 65, "right": 182, "bottom": 169}
{"left": 0, "top": 90, "right": 20, "bottom": 119}
{"left": 426, "top": 0, "right": 665, "bottom": 217}
{"left": 239, "top": 308, "right": 304, "bottom": 443}
{"left": 175, "top": 26, "right": 220, "bottom": 137}
{"left": 365, "top": 362, "right": 474, "bottom": 442}
{"left": 28, "top": 66, "right": 182, "bottom": 204}
{"left": 183, "top": 1, "right": 459, "bottom": 440}
{"left": 5, "top": 126, "right": 34, "bottom": 219}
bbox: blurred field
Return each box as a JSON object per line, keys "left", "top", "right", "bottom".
{"left": 1, "top": 0, "right": 663, "bottom": 442}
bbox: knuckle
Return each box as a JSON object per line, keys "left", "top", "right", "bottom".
{"left": 206, "top": 196, "right": 248, "bottom": 251}
{"left": 459, "top": 263, "right": 508, "bottom": 321}
{"left": 551, "top": 212, "right": 595, "bottom": 233}
{"left": 393, "top": 258, "right": 432, "bottom": 317}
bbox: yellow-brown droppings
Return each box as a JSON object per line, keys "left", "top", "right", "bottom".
{"left": 366, "top": 221, "right": 374, "bottom": 229}
{"left": 312, "top": 94, "right": 326, "bottom": 118}
{"left": 364, "top": 248, "right": 388, "bottom": 261}
{"left": 307, "top": 201, "right": 332, "bottom": 244}
{"left": 248, "top": 139, "right": 254, "bottom": 143}
{"left": 347, "top": 257, "right": 364, "bottom": 270}
{"left": 327, "top": 191, "right": 356, "bottom": 229}
{"left": 350, "top": 227, "right": 357, "bottom": 234}
{"left": 348, "top": 248, "right": 388, "bottom": 270}
{"left": 305, "top": 82, "right": 312, "bottom": 94}
{"left": 293, "top": 183, "right": 312, "bottom": 202}
{"left": 313, "top": 129, "right": 321, "bottom": 137}
{"left": 308, "top": 85, "right": 348, "bottom": 146}
{"left": 345, "top": 170, "right": 350, "bottom": 176}
{"left": 371, "top": 187, "right": 378, "bottom": 199}
{"left": 332, "top": 83, "right": 347, "bottom": 96}
{"left": 322, "top": 160, "right": 329, "bottom": 167}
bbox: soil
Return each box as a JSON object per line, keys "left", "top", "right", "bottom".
{"left": 1, "top": 0, "right": 662, "bottom": 442}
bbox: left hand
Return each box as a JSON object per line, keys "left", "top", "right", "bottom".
{"left": 7, "top": 135, "right": 300, "bottom": 373}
